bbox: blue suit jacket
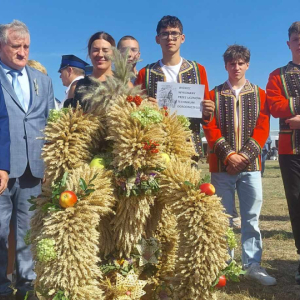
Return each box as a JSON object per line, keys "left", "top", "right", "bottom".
{"left": 0, "top": 65, "right": 54, "bottom": 179}
{"left": 0, "top": 84, "right": 10, "bottom": 173}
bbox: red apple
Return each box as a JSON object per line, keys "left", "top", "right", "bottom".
{"left": 59, "top": 191, "right": 77, "bottom": 208}
{"left": 215, "top": 275, "right": 226, "bottom": 288}
{"left": 199, "top": 183, "right": 215, "bottom": 196}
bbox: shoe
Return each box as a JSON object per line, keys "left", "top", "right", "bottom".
{"left": 244, "top": 262, "right": 277, "bottom": 286}
{"left": 0, "top": 294, "right": 15, "bottom": 300}
{"left": 232, "top": 217, "right": 241, "bottom": 229}
{"left": 295, "top": 262, "right": 300, "bottom": 284}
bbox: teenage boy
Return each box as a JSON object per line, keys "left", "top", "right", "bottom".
{"left": 117, "top": 36, "right": 140, "bottom": 79}
{"left": 266, "top": 21, "right": 300, "bottom": 284}
{"left": 203, "top": 45, "right": 276, "bottom": 286}
{"left": 135, "top": 15, "right": 214, "bottom": 156}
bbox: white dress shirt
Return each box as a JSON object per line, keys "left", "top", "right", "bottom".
{"left": 59, "top": 75, "right": 84, "bottom": 109}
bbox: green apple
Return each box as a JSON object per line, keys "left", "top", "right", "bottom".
{"left": 161, "top": 152, "right": 171, "bottom": 164}
{"left": 90, "top": 156, "right": 106, "bottom": 169}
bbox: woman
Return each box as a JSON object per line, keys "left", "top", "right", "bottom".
{"left": 64, "top": 31, "right": 121, "bottom": 108}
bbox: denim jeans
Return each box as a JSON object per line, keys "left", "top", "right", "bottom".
{"left": 211, "top": 171, "right": 263, "bottom": 268}
{"left": 0, "top": 166, "right": 40, "bottom": 296}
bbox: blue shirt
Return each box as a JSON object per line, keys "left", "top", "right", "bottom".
{"left": 0, "top": 61, "right": 30, "bottom": 111}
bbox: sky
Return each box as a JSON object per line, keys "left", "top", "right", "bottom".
{"left": 2, "top": 0, "right": 300, "bottom": 130}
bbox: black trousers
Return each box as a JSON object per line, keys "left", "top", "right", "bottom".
{"left": 279, "top": 154, "right": 300, "bottom": 254}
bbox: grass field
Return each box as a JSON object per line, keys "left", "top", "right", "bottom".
{"left": 199, "top": 160, "right": 300, "bottom": 300}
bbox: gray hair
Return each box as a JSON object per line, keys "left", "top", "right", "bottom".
{"left": 0, "top": 20, "right": 29, "bottom": 44}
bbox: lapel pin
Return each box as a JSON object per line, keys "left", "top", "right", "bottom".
{"left": 33, "top": 78, "right": 39, "bottom": 96}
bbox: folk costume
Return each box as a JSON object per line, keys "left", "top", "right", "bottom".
{"left": 267, "top": 62, "right": 300, "bottom": 254}
{"left": 203, "top": 80, "right": 270, "bottom": 268}
{"left": 135, "top": 58, "right": 210, "bottom": 156}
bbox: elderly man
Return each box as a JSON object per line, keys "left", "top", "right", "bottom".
{"left": 0, "top": 20, "right": 54, "bottom": 300}
{"left": 0, "top": 86, "right": 10, "bottom": 193}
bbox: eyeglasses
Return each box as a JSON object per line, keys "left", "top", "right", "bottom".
{"left": 158, "top": 31, "right": 182, "bottom": 40}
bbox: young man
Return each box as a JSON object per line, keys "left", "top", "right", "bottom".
{"left": 203, "top": 45, "right": 276, "bottom": 286}
{"left": 117, "top": 36, "right": 140, "bottom": 80}
{"left": 135, "top": 15, "right": 214, "bottom": 156}
{"left": 266, "top": 21, "right": 300, "bottom": 284}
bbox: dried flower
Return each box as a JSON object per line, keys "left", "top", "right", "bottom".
{"left": 126, "top": 95, "right": 134, "bottom": 103}
{"left": 136, "top": 238, "right": 159, "bottom": 266}
{"left": 177, "top": 115, "right": 191, "bottom": 129}
{"left": 131, "top": 107, "right": 163, "bottom": 127}
{"left": 142, "top": 140, "right": 159, "bottom": 154}
{"left": 36, "top": 238, "right": 56, "bottom": 263}
{"left": 226, "top": 227, "right": 237, "bottom": 250}
{"left": 133, "top": 95, "right": 143, "bottom": 106}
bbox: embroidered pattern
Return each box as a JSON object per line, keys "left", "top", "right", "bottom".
{"left": 144, "top": 59, "right": 203, "bottom": 155}
{"left": 145, "top": 59, "right": 201, "bottom": 98}
{"left": 280, "top": 63, "right": 300, "bottom": 154}
{"left": 239, "top": 138, "right": 261, "bottom": 171}
{"left": 214, "top": 137, "right": 235, "bottom": 171}
{"left": 214, "top": 81, "right": 261, "bottom": 171}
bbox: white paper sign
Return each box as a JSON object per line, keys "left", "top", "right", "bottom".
{"left": 156, "top": 82, "right": 204, "bottom": 118}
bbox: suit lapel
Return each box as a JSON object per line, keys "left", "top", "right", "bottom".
{"left": 0, "top": 65, "right": 25, "bottom": 111}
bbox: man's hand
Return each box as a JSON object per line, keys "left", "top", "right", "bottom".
{"left": 148, "top": 97, "right": 158, "bottom": 104}
{"left": 202, "top": 100, "right": 215, "bottom": 117}
{"left": 0, "top": 170, "right": 9, "bottom": 195}
{"left": 285, "top": 115, "right": 300, "bottom": 129}
{"left": 226, "top": 154, "right": 249, "bottom": 175}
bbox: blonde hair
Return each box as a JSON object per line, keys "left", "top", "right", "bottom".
{"left": 27, "top": 60, "right": 47, "bottom": 75}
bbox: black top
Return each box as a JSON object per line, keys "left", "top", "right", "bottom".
{"left": 63, "top": 76, "right": 102, "bottom": 109}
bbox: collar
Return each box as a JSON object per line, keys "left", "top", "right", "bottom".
{"left": 159, "top": 57, "right": 183, "bottom": 68}
{"left": 150, "top": 57, "right": 193, "bottom": 75}
{"left": 65, "top": 75, "right": 84, "bottom": 94}
{"left": 0, "top": 60, "right": 25, "bottom": 75}
{"left": 286, "top": 61, "right": 300, "bottom": 73}
{"left": 221, "top": 79, "right": 253, "bottom": 96}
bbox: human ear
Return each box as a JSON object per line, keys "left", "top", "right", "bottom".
{"left": 181, "top": 34, "right": 185, "bottom": 44}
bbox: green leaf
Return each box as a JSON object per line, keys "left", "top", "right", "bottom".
{"left": 61, "top": 172, "right": 69, "bottom": 187}
{"left": 79, "top": 178, "right": 87, "bottom": 191}
{"left": 184, "top": 180, "right": 194, "bottom": 187}
{"left": 42, "top": 203, "right": 57, "bottom": 213}
{"left": 29, "top": 205, "right": 37, "bottom": 211}
{"left": 48, "top": 206, "right": 61, "bottom": 212}
{"left": 85, "top": 189, "right": 95, "bottom": 195}
{"left": 27, "top": 196, "right": 37, "bottom": 204}
{"left": 201, "top": 174, "right": 210, "bottom": 184}
{"left": 89, "top": 173, "right": 98, "bottom": 183}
